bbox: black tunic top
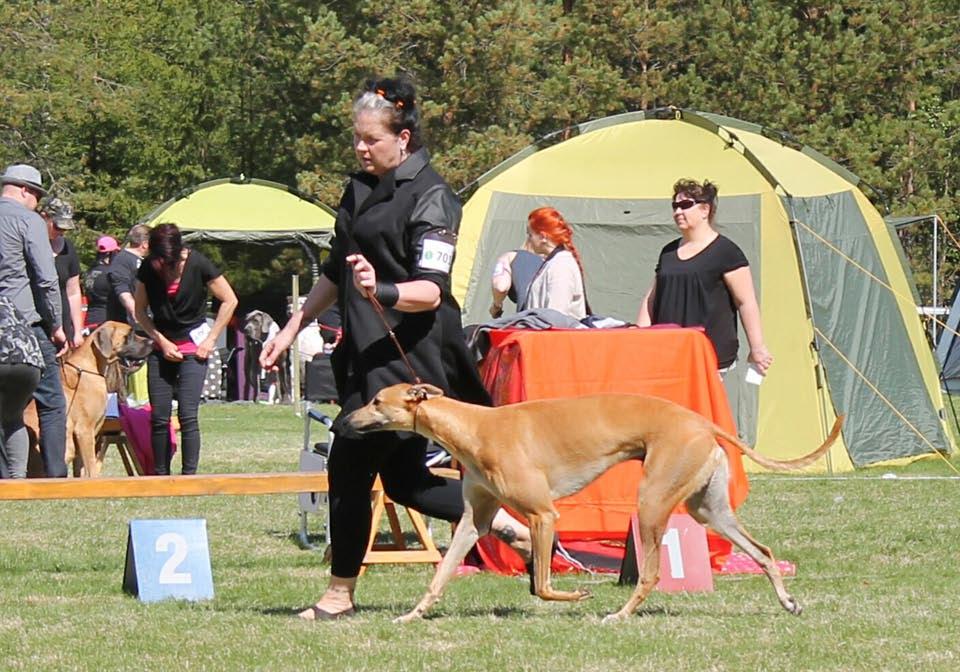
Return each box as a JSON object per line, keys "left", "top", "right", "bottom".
{"left": 652, "top": 234, "right": 749, "bottom": 368}
{"left": 322, "top": 149, "right": 490, "bottom": 414}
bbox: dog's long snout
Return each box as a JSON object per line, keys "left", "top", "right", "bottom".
{"left": 332, "top": 408, "right": 387, "bottom": 438}
{"left": 330, "top": 410, "right": 364, "bottom": 438}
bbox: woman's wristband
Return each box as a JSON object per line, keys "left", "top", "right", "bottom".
{"left": 374, "top": 281, "right": 400, "bottom": 307}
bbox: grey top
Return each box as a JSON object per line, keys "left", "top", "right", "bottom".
{"left": 508, "top": 249, "right": 543, "bottom": 305}
{"left": 0, "top": 196, "right": 62, "bottom": 330}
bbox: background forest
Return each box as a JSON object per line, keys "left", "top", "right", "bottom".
{"left": 2, "top": 0, "right": 958, "bottom": 312}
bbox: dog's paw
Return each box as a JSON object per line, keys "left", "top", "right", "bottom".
{"left": 575, "top": 588, "right": 592, "bottom": 601}
{"left": 601, "top": 612, "right": 627, "bottom": 625}
{"left": 784, "top": 596, "right": 803, "bottom": 616}
{"left": 393, "top": 610, "right": 422, "bottom": 624}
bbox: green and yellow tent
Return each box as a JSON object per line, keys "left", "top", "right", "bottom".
{"left": 454, "top": 109, "right": 951, "bottom": 471}
{"left": 139, "top": 176, "right": 335, "bottom": 261}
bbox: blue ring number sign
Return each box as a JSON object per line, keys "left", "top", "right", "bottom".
{"left": 123, "top": 519, "right": 214, "bottom": 603}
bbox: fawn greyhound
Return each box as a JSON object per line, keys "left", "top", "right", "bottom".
{"left": 342, "top": 383, "right": 844, "bottom": 623}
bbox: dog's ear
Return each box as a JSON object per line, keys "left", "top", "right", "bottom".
{"left": 406, "top": 383, "right": 444, "bottom": 403}
{"left": 93, "top": 325, "right": 114, "bottom": 361}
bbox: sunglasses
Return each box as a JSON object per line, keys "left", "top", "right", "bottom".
{"left": 671, "top": 198, "right": 709, "bottom": 211}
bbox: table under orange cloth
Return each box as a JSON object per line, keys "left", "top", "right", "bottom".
{"left": 475, "top": 326, "right": 749, "bottom": 573}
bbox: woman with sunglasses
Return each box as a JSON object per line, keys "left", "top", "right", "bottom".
{"left": 636, "top": 179, "right": 772, "bottom": 377}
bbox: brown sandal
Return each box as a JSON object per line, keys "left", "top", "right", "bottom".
{"left": 298, "top": 605, "right": 357, "bottom": 621}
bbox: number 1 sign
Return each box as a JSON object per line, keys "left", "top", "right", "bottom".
{"left": 123, "top": 519, "right": 215, "bottom": 603}
{"left": 618, "top": 513, "right": 714, "bottom": 593}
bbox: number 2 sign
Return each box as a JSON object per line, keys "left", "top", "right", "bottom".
{"left": 123, "top": 519, "right": 214, "bottom": 602}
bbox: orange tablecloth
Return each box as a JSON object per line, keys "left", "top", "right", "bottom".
{"left": 476, "top": 326, "right": 749, "bottom": 573}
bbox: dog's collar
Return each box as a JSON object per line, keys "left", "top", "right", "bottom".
{"left": 60, "top": 359, "right": 105, "bottom": 378}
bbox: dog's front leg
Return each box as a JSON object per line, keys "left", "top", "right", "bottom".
{"left": 76, "top": 431, "right": 100, "bottom": 478}
{"left": 529, "top": 512, "right": 590, "bottom": 602}
{"left": 395, "top": 480, "right": 500, "bottom": 623}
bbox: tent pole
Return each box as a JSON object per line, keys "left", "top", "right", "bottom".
{"left": 292, "top": 274, "right": 301, "bottom": 415}
{"left": 933, "top": 216, "right": 939, "bottom": 343}
{"left": 297, "top": 240, "right": 320, "bottom": 285}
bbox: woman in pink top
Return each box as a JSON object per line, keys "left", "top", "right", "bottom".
{"left": 134, "top": 223, "right": 237, "bottom": 474}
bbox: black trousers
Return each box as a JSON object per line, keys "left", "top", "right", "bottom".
{"left": 0, "top": 363, "right": 42, "bottom": 478}
{"left": 327, "top": 431, "right": 464, "bottom": 578}
{"left": 147, "top": 352, "right": 207, "bottom": 475}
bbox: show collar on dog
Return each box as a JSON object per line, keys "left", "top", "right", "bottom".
{"left": 60, "top": 358, "right": 105, "bottom": 379}
{"left": 59, "top": 359, "right": 105, "bottom": 419}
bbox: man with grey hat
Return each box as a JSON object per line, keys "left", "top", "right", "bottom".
{"left": 0, "top": 164, "right": 69, "bottom": 478}
{"left": 39, "top": 196, "right": 84, "bottom": 349}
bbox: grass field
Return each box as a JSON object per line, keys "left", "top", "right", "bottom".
{"left": 1, "top": 402, "right": 958, "bottom": 671}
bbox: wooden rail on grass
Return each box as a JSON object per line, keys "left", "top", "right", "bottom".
{"left": 0, "top": 468, "right": 458, "bottom": 502}
{"left": 0, "top": 468, "right": 462, "bottom": 570}
{"left": 0, "top": 472, "right": 330, "bottom": 501}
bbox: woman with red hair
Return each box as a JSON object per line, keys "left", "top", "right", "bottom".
{"left": 520, "top": 207, "right": 589, "bottom": 319}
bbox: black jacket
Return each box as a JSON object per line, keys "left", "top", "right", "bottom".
{"left": 322, "top": 149, "right": 489, "bottom": 413}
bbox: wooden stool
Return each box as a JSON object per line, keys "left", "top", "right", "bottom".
{"left": 96, "top": 417, "right": 143, "bottom": 476}
{"left": 360, "top": 467, "right": 460, "bottom": 572}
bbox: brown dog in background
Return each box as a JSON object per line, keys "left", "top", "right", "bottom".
{"left": 342, "top": 383, "right": 844, "bottom": 623}
{"left": 25, "top": 321, "right": 153, "bottom": 477}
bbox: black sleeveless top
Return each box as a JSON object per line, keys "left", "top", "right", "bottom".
{"left": 652, "top": 234, "right": 748, "bottom": 368}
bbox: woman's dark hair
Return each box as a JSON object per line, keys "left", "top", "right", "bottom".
{"left": 673, "top": 179, "right": 719, "bottom": 225}
{"left": 353, "top": 76, "right": 422, "bottom": 152}
{"left": 147, "top": 222, "right": 183, "bottom": 282}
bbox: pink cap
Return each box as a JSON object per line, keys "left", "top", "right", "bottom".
{"left": 97, "top": 235, "right": 120, "bottom": 253}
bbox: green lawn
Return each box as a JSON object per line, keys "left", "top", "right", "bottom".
{"left": 1, "top": 402, "right": 958, "bottom": 671}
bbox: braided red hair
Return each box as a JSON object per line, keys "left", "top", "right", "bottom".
{"left": 528, "top": 207, "right": 586, "bottom": 280}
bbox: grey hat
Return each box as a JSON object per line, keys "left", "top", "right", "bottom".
{"left": 39, "top": 196, "right": 75, "bottom": 229}
{"left": 0, "top": 164, "right": 47, "bottom": 196}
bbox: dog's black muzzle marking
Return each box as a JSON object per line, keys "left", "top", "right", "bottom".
{"left": 334, "top": 409, "right": 392, "bottom": 438}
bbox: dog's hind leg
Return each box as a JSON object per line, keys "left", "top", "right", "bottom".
{"left": 686, "top": 451, "right": 801, "bottom": 615}
{"left": 395, "top": 477, "right": 500, "bottom": 623}
{"left": 528, "top": 511, "right": 590, "bottom": 602}
{"left": 602, "top": 498, "right": 671, "bottom": 623}
{"left": 602, "top": 449, "right": 707, "bottom": 623}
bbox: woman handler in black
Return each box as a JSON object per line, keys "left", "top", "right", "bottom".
{"left": 262, "top": 77, "right": 531, "bottom": 620}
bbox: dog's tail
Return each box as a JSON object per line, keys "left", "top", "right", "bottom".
{"left": 713, "top": 415, "right": 845, "bottom": 472}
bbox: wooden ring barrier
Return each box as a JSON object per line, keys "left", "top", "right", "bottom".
{"left": 0, "top": 473, "right": 330, "bottom": 501}
{"left": 0, "top": 468, "right": 462, "bottom": 570}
